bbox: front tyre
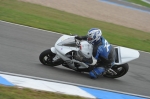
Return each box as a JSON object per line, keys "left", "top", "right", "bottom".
{"left": 39, "top": 49, "right": 62, "bottom": 66}
{"left": 103, "top": 63, "right": 129, "bottom": 78}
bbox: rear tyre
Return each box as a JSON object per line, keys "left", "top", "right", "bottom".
{"left": 103, "top": 63, "right": 129, "bottom": 78}
{"left": 39, "top": 49, "right": 62, "bottom": 66}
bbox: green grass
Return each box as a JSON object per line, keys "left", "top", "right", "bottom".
{"left": 126, "top": 0, "right": 150, "bottom": 8}
{"left": 0, "top": 85, "right": 86, "bottom": 99}
{"left": 0, "top": 0, "right": 150, "bottom": 52}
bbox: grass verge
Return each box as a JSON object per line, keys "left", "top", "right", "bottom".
{"left": 0, "top": 85, "right": 86, "bottom": 99}
{"left": 0, "top": 0, "right": 150, "bottom": 52}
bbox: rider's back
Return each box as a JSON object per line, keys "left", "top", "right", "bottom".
{"left": 93, "top": 36, "right": 115, "bottom": 66}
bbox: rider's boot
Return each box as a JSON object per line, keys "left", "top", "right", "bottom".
{"left": 89, "top": 67, "right": 105, "bottom": 79}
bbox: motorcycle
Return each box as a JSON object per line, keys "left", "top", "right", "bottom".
{"left": 39, "top": 35, "right": 140, "bottom": 78}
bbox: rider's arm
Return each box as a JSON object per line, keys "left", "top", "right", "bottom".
{"left": 75, "top": 35, "right": 87, "bottom": 40}
{"left": 81, "top": 36, "right": 87, "bottom": 40}
{"left": 90, "top": 56, "right": 97, "bottom": 65}
{"left": 74, "top": 55, "right": 93, "bottom": 64}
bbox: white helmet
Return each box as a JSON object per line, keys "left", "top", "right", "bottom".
{"left": 87, "top": 28, "right": 102, "bottom": 45}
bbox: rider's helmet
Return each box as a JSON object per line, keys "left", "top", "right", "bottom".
{"left": 87, "top": 28, "right": 102, "bottom": 45}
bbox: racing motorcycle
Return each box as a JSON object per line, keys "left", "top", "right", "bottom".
{"left": 39, "top": 35, "right": 140, "bottom": 78}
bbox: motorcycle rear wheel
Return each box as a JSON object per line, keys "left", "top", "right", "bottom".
{"left": 39, "top": 49, "right": 62, "bottom": 66}
{"left": 103, "top": 63, "right": 129, "bottom": 78}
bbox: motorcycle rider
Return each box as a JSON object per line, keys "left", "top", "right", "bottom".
{"left": 74, "top": 28, "right": 116, "bottom": 79}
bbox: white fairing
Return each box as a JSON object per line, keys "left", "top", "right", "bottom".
{"left": 115, "top": 46, "right": 140, "bottom": 65}
{"left": 53, "top": 35, "right": 93, "bottom": 69}
{"left": 51, "top": 47, "right": 56, "bottom": 54}
{"left": 55, "top": 35, "right": 78, "bottom": 55}
{"left": 79, "top": 41, "right": 93, "bottom": 58}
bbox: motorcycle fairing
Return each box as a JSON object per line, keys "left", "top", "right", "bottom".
{"left": 53, "top": 35, "right": 140, "bottom": 67}
{"left": 115, "top": 46, "right": 140, "bottom": 65}
{"left": 55, "top": 35, "right": 78, "bottom": 55}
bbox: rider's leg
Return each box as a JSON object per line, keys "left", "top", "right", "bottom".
{"left": 89, "top": 67, "right": 105, "bottom": 79}
{"left": 89, "top": 61, "right": 115, "bottom": 79}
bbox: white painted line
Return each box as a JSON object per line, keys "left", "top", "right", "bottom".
{"left": 142, "top": 0, "right": 150, "bottom": 4}
{"left": 0, "top": 20, "right": 149, "bottom": 54}
{"left": 0, "top": 71, "right": 149, "bottom": 98}
{"left": 99, "top": 0, "right": 150, "bottom": 14}
{"left": 0, "top": 73, "right": 95, "bottom": 98}
{"left": 0, "top": 20, "right": 63, "bottom": 35}
{"left": 119, "top": 0, "right": 144, "bottom": 7}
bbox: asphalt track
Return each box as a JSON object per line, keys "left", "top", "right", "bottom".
{"left": 0, "top": 21, "right": 150, "bottom": 97}
{"left": 99, "top": 0, "right": 150, "bottom": 13}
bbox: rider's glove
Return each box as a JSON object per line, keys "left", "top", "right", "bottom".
{"left": 74, "top": 55, "right": 83, "bottom": 62}
{"left": 75, "top": 36, "right": 82, "bottom": 40}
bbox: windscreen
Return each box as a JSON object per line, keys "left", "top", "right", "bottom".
{"left": 57, "top": 37, "right": 76, "bottom": 47}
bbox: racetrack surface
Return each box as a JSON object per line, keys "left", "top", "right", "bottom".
{"left": 0, "top": 21, "right": 150, "bottom": 97}
{"left": 101, "top": 0, "right": 150, "bottom": 13}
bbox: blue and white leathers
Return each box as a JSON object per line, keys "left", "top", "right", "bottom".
{"left": 89, "top": 36, "right": 116, "bottom": 79}
{"left": 94, "top": 36, "right": 112, "bottom": 61}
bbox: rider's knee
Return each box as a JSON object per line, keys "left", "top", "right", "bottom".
{"left": 89, "top": 67, "right": 105, "bottom": 79}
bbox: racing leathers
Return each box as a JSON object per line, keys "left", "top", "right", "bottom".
{"left": 75, "top": 36, "right": 116, "bottom": 79}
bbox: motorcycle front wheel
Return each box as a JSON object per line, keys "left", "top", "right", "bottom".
{"left": 103, "top": 63, "right": 129, "bottom": 78}
{"left": 39, "top": 49, "right": 62, "bottom": 66}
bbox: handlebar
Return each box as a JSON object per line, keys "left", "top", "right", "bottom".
{"left": 75, "top": 37, "right": 81, "bottom": 47}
